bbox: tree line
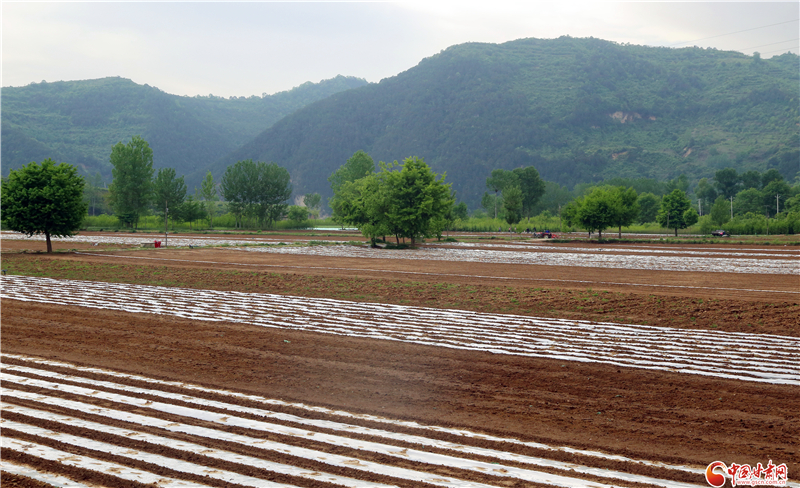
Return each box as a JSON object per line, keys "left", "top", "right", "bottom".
{"left": 107, "top": 136, "right": 210, "bottom": 232}
{"left": 3, "top": 134, "right": 798, "bottom": 254}
{"left": 477, "top": 164, "right": 799, "bottom": 238}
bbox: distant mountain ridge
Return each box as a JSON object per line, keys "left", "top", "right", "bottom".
{"left": 221, "top": 36, "right": 798, "bottom": 206}
{"left": 1, "top": 75, "right": 368, "bottom": 186}
{"left": 3, "top": 37, "right": 797, "bottom": 209}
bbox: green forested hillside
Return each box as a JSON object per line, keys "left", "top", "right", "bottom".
{"left": 1, "top": 75, "right": 367, "bottom": 187}
{"left": 224, "top": 36, "right": 798, "bottom": 207}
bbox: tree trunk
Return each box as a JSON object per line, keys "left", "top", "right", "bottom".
{"left": 598, "top": 230, "right": 602, "bottom": 240}
{"left": 674, "top": 227, "right": 678, "bottom": 237}
{"left": 618, "top": 225, "right": 622, "bottom": 238}
{"left": 45, "top": 231, "right": 52, "bottom": 253}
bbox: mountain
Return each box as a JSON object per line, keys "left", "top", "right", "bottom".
{"left": 223, "top": 36, "right": 798, "bottom": 206}
{"left": 1, "top": 75, "right": 368, "bottom": 186}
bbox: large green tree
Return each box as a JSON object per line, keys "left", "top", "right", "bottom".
{"left": 739, "top": 170, "right": 762, "bottom": 190}
{"left": 255, "top": 162, "right": 293, "bottom": 227}
{"left": 220, "top": 160, "right": 253, "bottom": 227}
{"left": 710, "top": 195, "right": 732, "bottom": 226}
{"left": 562, "top": 186, "right": 640, "bottom": 239}
{"left": 609, "top": 187, "right": 640, "bottom": 238}
{"left": 1, "top": 159, "right": 87, "bottom": 253}
{"left": 384, "top": 157, "right": 454, "bottom": 246}
{"left": 152, "top": 167, "right": 187, "bottom": 235}
{"left": 511, "top": 166, "right": 546, "bottom": 219}
{"left": 732, "top": 189, "right": 762, "bottom": 217}
{"left": 637, "top": 192, "right": 660, "bottom": 223}
{"left": 108, "top": 136, "right": 154, "bottom": 228}
{"left": 335, "top": 157, "right": 453, "bottom": 245}
{"left": 562, "top": 187, "right": 615, "bottom": 240}
{"left": 658, "top": 189, "right": 699, "bottom": 236}
{"left": 287, "top": 205, "right": 310, "bottom": 226}
{"left": 335, "top": 173, "right": 391, "bottom": 243}
{"left": 714, "top": 168, "right": 741, "bottom": 199}
{"left": 328, "top": 150, "right": 375, "bottom": 193}
{"left": 220, "top": 159, "right": 292, "bottom": 229}
{"left": 329, "top": 150, "right": 375, "bottom": 224}
{"left": 502, "top": 186, "right": 524, "bottom": 225}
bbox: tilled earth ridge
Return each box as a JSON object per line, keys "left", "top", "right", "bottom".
{"left": 2, "top": 235, "right": 798, "bottom": 487}
{"left": 1, "top": 298, "right": 798, "bottom": 487}
{"left": 0, "top": 351, "right": 795, "bottom": 488}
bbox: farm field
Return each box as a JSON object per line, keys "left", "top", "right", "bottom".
{"left": 1, "top": 231, "right": 798, "bottom": 487}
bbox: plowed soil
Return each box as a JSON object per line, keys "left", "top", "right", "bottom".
{"left": 2, "top": 232, "right": 798, "bottom": 487}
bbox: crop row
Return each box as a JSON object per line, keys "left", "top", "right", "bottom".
{"left": 432, "top": 241, "right": 798, "bottom": 257}
{"left": 236, "top": 245, "right": 798, "bottom": 275}
{"left": 1, "top": 354, "right": 705, "bottom": 488}
{"left": 2, "top": 275, "right": 798, "bottom": 385}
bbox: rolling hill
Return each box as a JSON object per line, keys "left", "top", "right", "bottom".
{"left": 1, "top": 75, "right": 368, "bottom": 187}
{"left": 3, "top": 36, "right": 797, "bottom": 208}
{"left": 220, "top": 36, "right": 798, "bottom": 206}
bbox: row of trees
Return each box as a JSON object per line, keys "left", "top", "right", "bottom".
{"left": 108, "top": 137, "right": 310, "bottom": 232}
{"left": 329, "top": 151, "right": 455, "bottom": 245}
{"left": 477, "top": 163, "right": 798, "bottom": 236}
{"left": 3, "top": 134, "right": 796, "bottom": 251}
{"left": 697, "top": 167, "right": 794, "bottom": 223}
{"left": 562, "top": 188, "right": 699, "bottom": 238}
{"left": 107, "top": 136, "right": 213, "bottom": 231}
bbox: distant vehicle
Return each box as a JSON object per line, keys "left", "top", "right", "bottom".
{"left": 711, "top": 230, "right": 730, "bottom": 237}
{"left": 534, "top": 230, "right": 557, "bottom": 239}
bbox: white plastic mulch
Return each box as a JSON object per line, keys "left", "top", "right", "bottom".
{"left": 1, "top": 354, "right": 721, "bottom": 488}
{"left": 2, "top": 275, "right": 797, "bottom": 385}
{"left": 232, "top": 245, "right": 798, "bottom": 275}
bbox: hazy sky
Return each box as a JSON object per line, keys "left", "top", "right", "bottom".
{"left": 3, "top": 2, "right": 798, "bottom": 98}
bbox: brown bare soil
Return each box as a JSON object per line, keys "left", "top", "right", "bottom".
{"left": 2, "top": 232, "right": 798, "bottom": 486}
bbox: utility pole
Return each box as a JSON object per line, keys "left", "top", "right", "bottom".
{"left": 730, "top": 196, "right": 734, "bottom": 220}
{"left": 776, "top": 194, "right": 781, "bottom": 215}
{"left": 165, "top": 202, "right": 169, "bottom": 248}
